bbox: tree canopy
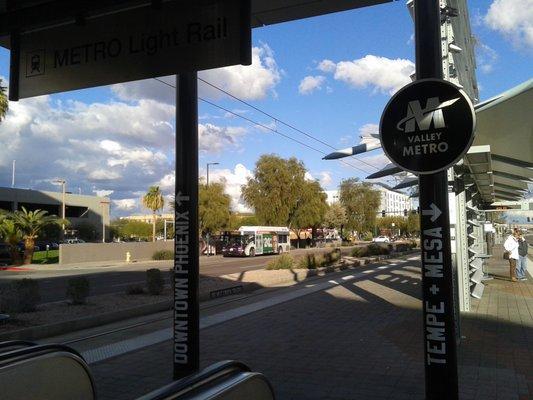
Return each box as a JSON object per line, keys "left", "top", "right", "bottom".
{"left": 0, "top": 78, "right": 8, "bottom": 122}
{"left": 199, "top": 181, "right": 231, "bottom": 235}
{"left": 339, "top": 178, "right": 380, "bottom": 235}
{"left": 323, "top": 202, "right": 347, "bottom": 231}
{"left": 142, "top": 186, "right": 164, "bottom": 242}
{"left": 9, "top": 207, "right": 63, "bottom": 264}
{"left": 242, "top": 155, "right": 327, "bottom": 231}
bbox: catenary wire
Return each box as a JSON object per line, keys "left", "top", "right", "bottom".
{"left": 153, "top": 77, "right": 374, "bottom": 175}
{"left": 197, "top": 77, "right": 382, "bottom": 172}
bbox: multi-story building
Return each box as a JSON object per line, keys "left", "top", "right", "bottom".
{"left": 372, "top": 183, "right": 412, "bottom": 216}
{"left": 324, "top": 183, "right": 412, "bottom": 216}
{"left": 0, "top": 187, "right": 110, "bottom": 240}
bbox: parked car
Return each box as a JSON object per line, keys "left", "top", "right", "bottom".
{"left": 372, "top": 236, "right": 390, "bottom": 243}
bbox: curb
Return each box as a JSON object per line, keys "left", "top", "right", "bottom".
{"left": 0, "top": 250, "right": 419, "bottom": 341}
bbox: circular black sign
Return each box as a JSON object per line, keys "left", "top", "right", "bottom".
{"left": 380, "top": 79, "right": 475, "bottom": 175}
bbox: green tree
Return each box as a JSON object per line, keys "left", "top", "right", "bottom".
{"left": 199, "top": 181, "right": 231, "bottom": 235}
{"left": 323, "top": 202, "right": 347, "bottom": 238}
{"left": 111, "top": 219, "right": 152, "bottom": 241}
{"left": 0, "top": 78, "right": 8, "bottom": 122}
{"left": 11, "top": 207, "right": 63, "bottom": 264}
{"left": 406, "top": 212, "right": 420, "bottom": 235}
{"left": 243, "top": 154, "right": 316, "bottom": 227}
{"left": 75, "top": 222, "right": 98, "bottom": 241}
{"left": 339, "top": 178, "right": 380, "bottom": 237}
{"left": 376, "top": 216, "right": 407, "bottom": 235}
{"left": 142, "top": 186, "right": 164, "bottom": 242}
{"left": 0, "top": 217, "right": 23, "bottom": 265}
{"left": 290, "top": 180, "right": 328, "bottom": 243}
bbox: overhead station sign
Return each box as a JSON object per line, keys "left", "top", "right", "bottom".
{"left": 11, "top": 0, "right": 251, "bottom": 99}
{"left": 380, "top": 79, "right": 475, "bottom": 175}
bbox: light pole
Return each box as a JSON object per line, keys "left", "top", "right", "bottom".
{"left": 205, "top": 162, "right": 219, "bottom": 256}
{"left": 54, "top": 179, "right": 66, "bottom": 238}
{"left": 206, "top": 162, "right": 219, "bottom": 187}
{"left": 100, "top": 200, "right": 111, "bottom": 243}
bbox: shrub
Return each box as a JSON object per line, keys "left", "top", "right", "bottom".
{"left": 351, "top": 246, "right": 369, "bottom": 257}
{"left": 367, "top": 244, "right": 390, "bottom": 256}
{"left": 395, "top": 243, "right": 410, "bottom": 252}
{"left": 266, "top": 254, "right": 294, "bottom": 270}
{"left": 66, "top": 277, "right": 90, "bottom": 305}
{"left": 409, "top": 240, "right": 418, "bottom": 249}
{"left": 125, "top": 284, "right": 145, "bottom": 295}
{"left": 152, "top": 250, "right": 174, "bottom": 260}
{"left": 324, "top": 249, "right": 341, "bottom": 265}
{"left": 362, "top": 232, "right": 373, "bottom": 241}
{"left": 298, "top": 254, "right": 318, "bottom": 269}
{"left": 146, "top": 268, "right": 165, "bottom": 295}
{"left": 0, "top": 280, "right": 41, "bottom": 313}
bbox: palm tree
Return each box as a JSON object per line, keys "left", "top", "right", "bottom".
{"left": 0, "top": 216, "right": 24, "bottom": 265}
{"left": 12, "top": 207, "right": 63, "bottom": 264}
{"left": 0, "top": 79, "right": 8, "bottom": 122}
{"left": 142, "top": 186, "right": 164, "bottom": 242}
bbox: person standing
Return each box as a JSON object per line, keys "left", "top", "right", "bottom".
{"left": 504, "top": 229, "right": 520, "bottom": 282}
{"left": 516, "top": 233, "right": 529, "bottom": 281}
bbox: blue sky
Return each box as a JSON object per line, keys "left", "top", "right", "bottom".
{"left": 0, "top": 0, "right": 531, "bottom": 217}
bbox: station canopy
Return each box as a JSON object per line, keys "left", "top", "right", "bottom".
{"left": 464, "top": 79, "right": 533, "bottom": 204}
{"left": 0, "top": 0, "right": 392, "bottom": 48}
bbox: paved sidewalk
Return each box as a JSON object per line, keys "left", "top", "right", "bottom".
{"left": 87, "top": 253, "right": 532, "bottom": 400}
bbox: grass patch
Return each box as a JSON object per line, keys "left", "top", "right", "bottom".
{"left": 32, "top": 250, "right": 59, "bottom": 264}
{"left": 266, "top": 254, "right": 294, "bottom": 270}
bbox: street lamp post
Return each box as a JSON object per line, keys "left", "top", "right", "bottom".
{"left": 100, "top": 200, "right": 111, "bottom": 243}
{"left": 206, "top": 162, "right": 219, "bottom": 187}
{"left": 54, "top": 179, "right": 66, "bottom": 238}
{"left": 205, "top": 162, "right": 219, "bottom": 257}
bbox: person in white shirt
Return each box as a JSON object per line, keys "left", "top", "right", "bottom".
{"left": 504, "top": 229, "right": 520, "bottom": 282}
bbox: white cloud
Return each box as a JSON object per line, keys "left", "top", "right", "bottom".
{"left": 111, "top": 43, "right": 282, "bottom": 103}
{"left": 199, "top": 43, "right": 282, "bottom": 101}
{"left": 485, "top": 0, "right": 533, "bottom": 48}
{"left": 198, "top": 123, "right": 247, "bottom": 153}
{"left": 319, "top": 55, "right": 414, "bottom": 95}
{"left": 298, "top": 75, "right": 326, "bottom": 95}
{"left": 158, "top": 173, "right": 175, "bottom": 191}
{"left": 0, "top": 95, "right": 174, "bottom": 217}
{"left": 358, "top": 123, "right": 380, "bottom": 146}
{"left": 113, "top": 198, "right": 138, "bottom": 211}
{"left": 88, "top": 169, "right": 122, "bottom": 182}
{"left": 201, "top": 164, "right": 253, "bottom": 213}
{"left": 318, "top": 171, "right": 332, "bottom": 188}
{"left": 94, "top": 190, "right": 114, "bottom": 197}
{"left": 304, "top": 172, "right": 315, "bottom": 181}
{"left": 476, "top": 43, "right": 499, "bottom": 73}
{"left": 317, "top": 59, "right": 336, "bottom": 73}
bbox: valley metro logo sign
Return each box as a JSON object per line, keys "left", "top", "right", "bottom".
{"left": 380, "top": 79, "right": 475, "bottom": 175}
{"left": 397, "top": 97, "right": 460, "bottom": 133}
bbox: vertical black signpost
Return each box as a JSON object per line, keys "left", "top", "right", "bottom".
{"left": 172, "top": 1, "right": 251, "bottom": 380}
{"left": 174, "top": 72, "right": 200, "bottom": 380}
{"left": 381, "top": 1, "right": 475, "bottom": 399}
{"left": 414, "top": 1, "right": 458, "bottom": 398}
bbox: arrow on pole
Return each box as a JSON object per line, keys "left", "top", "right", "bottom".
{"left": 422, "top": 203, "right": 442, "bottom": 222}
{"left": 175, "top": 191, "right": 190, "bottom": 207}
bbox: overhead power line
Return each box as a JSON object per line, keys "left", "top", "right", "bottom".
{"left": 152, "top": 77, "right": 378, "bottom": 175}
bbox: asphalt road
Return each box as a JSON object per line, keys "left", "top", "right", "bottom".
{"left": 0, "top": 246, "right": 361, "bottom": 304}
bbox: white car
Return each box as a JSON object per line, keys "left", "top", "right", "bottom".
{"left": 372, "top": 236, "right": 390, "bottom": 243}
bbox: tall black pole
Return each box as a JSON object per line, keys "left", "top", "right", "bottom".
{"left": 173, "top": 72, "right": 200, "bottom": 380}
{"left": 414, "top": 1, "right": 459, "bottom": 399}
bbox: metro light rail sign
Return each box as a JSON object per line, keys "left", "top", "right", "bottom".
{"left": 379, "top": 79, "right": 476, "bottom": 175}
{"left": 9, "top": 0, "right": 251, "bottom": 100}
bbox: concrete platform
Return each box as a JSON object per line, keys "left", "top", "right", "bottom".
{"left": 81, "top": 252, "right": 532, "bottom": 400}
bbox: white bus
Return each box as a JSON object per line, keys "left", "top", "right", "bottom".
{"left": 221, "top": 226, "right": 290, "bottom": 257}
